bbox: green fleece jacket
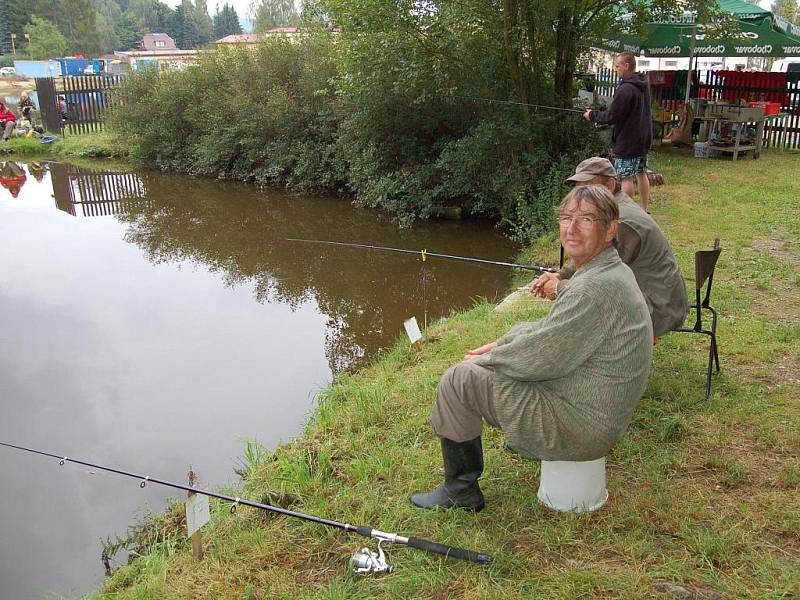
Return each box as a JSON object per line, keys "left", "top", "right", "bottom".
{"left": 473, "top": 247, "right": 652, "bottom": 460}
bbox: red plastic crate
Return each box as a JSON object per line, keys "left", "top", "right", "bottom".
{"left": 748, "top": 101, "right": 781, "bottom": 115}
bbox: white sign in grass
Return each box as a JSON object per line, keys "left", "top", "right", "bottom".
{"left": 185, "top": 493, "right": 210, "bottom": 538}
{"left": 404, "top": 316, "right": 422, "bottom": 344}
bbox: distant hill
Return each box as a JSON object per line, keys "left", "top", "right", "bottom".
{"left": 239, "top": 17, "right": 254, "bottom": 33}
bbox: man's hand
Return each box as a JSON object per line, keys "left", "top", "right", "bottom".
{"left": 464, "top": 341, "right": 498, "bottom": 361}
{"left": 530, "top": 272, "right": 560, "bottom": 300}
{"left": 583, "top": 109, "right": 592, "bottom": 121}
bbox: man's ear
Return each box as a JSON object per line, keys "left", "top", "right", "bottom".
{"left": 606, "top": 220, "right": 619, "bottom": 243}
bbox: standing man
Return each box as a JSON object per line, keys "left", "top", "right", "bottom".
{"left": 410, "top": 185, "right": 652, "bottom": 512}
{"left": 531, "top": 157, "right": 688, "bottom": 337}
{"left": 584, "top": 52, "right": 652, "bottom": 212}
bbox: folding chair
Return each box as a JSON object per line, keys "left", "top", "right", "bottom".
{"left": 674, "top": 239, "right": 721, "bottom": 400}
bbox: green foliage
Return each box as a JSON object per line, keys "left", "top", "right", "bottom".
{"left": 24, "top": 15, "right": 67, "bottom": 59}
{"left": 253, "top": 0, "right": 299, "bottom": 31}
{"left": 772, "top": 0, "right": 799, "bottom": 25}
{"left": 213, "top": 3, "right": 242, "bottom": 39}
{"left": 111, "top": 36, "right": 344, "bottom": 191}
{"left": 115, "top": 11, "right": 145, "bottom": 50}
{"left": 110, "top": 25, "right": 607, "bottom": 238}
{"left": 31, "top": 0, "right": 102, "bottom": 55}
{"left": 3, "top": 0, "right": 32, "bottom": 53}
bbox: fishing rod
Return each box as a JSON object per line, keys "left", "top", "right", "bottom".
{"left": 443, "top": 94, "right": 586, "bottom": 114}
{"left": 286, "top": 238, "right": 558, "bottom": 273}
{"left": 0, "top": 441, "right": 492, "bottom": 573}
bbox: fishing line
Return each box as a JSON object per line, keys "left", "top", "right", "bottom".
{"left": 442, "top": 94, "right": 586, "bottom": 114}
{"left": 287, "top": 238, "right": 557, "bottom": 273}
{"left": 0, "top": 441, "right": 493, "bottom": 570}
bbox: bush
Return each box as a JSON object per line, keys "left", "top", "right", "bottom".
{"left": 110, "top": 32, "right": 607, "bottom": 241}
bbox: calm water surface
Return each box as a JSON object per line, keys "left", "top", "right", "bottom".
{"left": 0, "top": 161, "right": 520, "bottom": 599}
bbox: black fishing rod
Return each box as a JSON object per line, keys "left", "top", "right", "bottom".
{"left": 286, "top": 238, "right": 557, "bottom": 273}
{"left": 0, "top": 441, "right": 492, "bottom": 570}
{"left": 443, "top": 94, "right": 586, "bottom": 114}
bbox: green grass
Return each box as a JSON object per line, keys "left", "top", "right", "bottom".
{"left": 0, "top": 130, "right": 128, "bottom": 159}
{"left": 87, "top": 148, "right": 799, "bottom": 599}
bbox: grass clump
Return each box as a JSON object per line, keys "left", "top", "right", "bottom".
{"left": 0, "top": 130, "right": 128, "bottom": 159}
{"left": 87, "top": 148, "right": 799, "bottom": 599}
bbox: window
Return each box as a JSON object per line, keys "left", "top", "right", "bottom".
{"left": 155, "top": 40, "right": 165, "bottom": 48}
{"left": 665, "top": 60, "right": 678, "bottom": 67}
{"left": 639, "top": 60, "right": 650, "bottom": 67}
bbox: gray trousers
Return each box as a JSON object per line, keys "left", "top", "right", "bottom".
{"left": 2, "top": 121, "right": 14, "bottom": 140}
{"left": 430, "top": 361, "right": 501, "bottom": 442}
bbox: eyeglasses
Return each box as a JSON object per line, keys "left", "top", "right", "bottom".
{"left": 557, "top": 214, "right": 601, "bottom": 228}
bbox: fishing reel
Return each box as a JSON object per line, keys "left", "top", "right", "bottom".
{"left": 349, "top": 540, "right": 393, "bottom": 575}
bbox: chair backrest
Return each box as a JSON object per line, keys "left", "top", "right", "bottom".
{"left": 693, "top": 238, "right": 721, "bottom": 312}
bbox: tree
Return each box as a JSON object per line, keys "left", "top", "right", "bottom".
{"left": 30, "top": 0, "right": 102, "bottom": 55}
{"left": 213, "top": 3, "right": 242, "bottom": 39}
{"left": 170, "top": 0, "right": 199, "bottom": 48}
{"left": 93, "top": 0, "right": 122, "bottom": 53}
{"left": 3, "top": 0, "right": 33, "bottom": 53}
{"left": 252, "top": 0, "right": 298, "bottom": 31}
{"left": 194, "top": 0, "right": 214, "bottom": 44}
{"left": 772, "top": 0, "right": 799, "bottom": 24}
{"left": 0, "top": 0, "right": 11, "bottom": 54}
{"left": 24, "top": 15, "right": 68, "bottom": 58}
{"left": 116, "top": 11, "right": 145, "bottom": 49}
{"left": 128, "top": 0, "right": 175, "bottom": 34}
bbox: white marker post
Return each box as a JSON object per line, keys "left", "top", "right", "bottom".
{"left": 186, "top": 469, "right": 209, "bottom": 561}
{"left": 404, "top": 316, "right": 423, "bottom": 352}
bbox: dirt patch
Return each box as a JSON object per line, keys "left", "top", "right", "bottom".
{"left": 773, "top": 354, "right": 800, "bottom": 385}
{"left": 0, "top": 78, "right": 35, "bottom": 98}
{"left": 751, "top": 236, "right": 800, "bottom": 271}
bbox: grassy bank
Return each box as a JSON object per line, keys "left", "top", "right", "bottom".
{"left": 0, "top": 131, "right": 128, "bottom": 160}
{"left": 90, "top": 148, "right": 798, "bottom": 599}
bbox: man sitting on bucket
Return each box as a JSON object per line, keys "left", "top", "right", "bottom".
{"left": 411, "top": 185, "right": 652, "bottom": 511}
{"left": 530, "top": 157, "right": 688, "bottom": 338}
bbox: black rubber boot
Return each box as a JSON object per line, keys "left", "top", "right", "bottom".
{"left": 410, "top": 437, "right": 485, "bottom": 511}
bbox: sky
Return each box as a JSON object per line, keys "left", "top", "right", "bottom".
{"left": 161, "top": 0, "right": 256, "bottom": 21}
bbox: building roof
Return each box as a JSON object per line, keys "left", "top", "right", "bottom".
{"left": 141, "top": 33, "right": 177, "bottom": 51}
{"left": 215, "top": 28, "right": 337, "bottom": 44}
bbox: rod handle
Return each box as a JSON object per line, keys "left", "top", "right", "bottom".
{"left": 406, "top": 536, "right": 493, "bottom": 564}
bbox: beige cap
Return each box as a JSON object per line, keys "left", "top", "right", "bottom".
{"left": 565, "top": 157, "right": 616, "bottom": 184}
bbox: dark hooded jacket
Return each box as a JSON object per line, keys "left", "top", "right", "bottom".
{"left": 590, "top": 73, "right": 652, "bottom": 159}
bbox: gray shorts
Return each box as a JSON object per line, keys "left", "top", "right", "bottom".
{"left": 430, "top": 361, "right": 501, "bottom": 441}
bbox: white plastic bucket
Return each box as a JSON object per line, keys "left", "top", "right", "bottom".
{"left": 537, "top": 457, "right": 608, "bottom": 512}
{"left": 694, "top": 142, "right": 709, "bottom": 158}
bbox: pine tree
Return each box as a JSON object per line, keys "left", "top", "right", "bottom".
{"left": 213, "top": 3, "right": 242, "bottom": 40}
{"left": 115, "top": 11, "right": 144, "bottom": 49}
{"left": 253, "top": 0, "right": 297, "bottom": 32}
{"left": 0, "top": 0, "right": 11, "bottom": 54}
{"left": 4, "top": 0, "right": 33, "bottom": 53}
{"left": 194, "top": 0, "right": 214, "bottom": 45}
{"left": 171, "top": 1, "right": 198, "bottom": 49}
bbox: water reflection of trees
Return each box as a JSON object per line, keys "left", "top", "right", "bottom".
{"left": 112, "top": 172, "right": 517, "bottom": 374}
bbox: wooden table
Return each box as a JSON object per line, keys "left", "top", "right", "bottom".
{"left": 698, "top": 114, "right": 765, "bottom": 160}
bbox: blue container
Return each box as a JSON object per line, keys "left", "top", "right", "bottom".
{"left": 13, "top": 60, "right": 63, "bottom": 78}
{"left": 58, "top": 58, "right": 89, "bottom": 77}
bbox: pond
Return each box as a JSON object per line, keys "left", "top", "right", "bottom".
{"left": 0, "top": 161, "right": 521, "bottom": 599}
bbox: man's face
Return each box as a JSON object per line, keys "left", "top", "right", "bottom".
{"left": 614, "top": 56, "right": 632, "bottom": 78}
{"left": 559, "top": 198, "right": 617, "bottom": 268}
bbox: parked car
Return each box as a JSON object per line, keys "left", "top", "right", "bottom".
{"left": 0, "top": 66, "right": 17, "bottom": 76}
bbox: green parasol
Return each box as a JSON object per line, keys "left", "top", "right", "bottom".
{"left": 599, "top": 0, "right": 800, "bottom": 58}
